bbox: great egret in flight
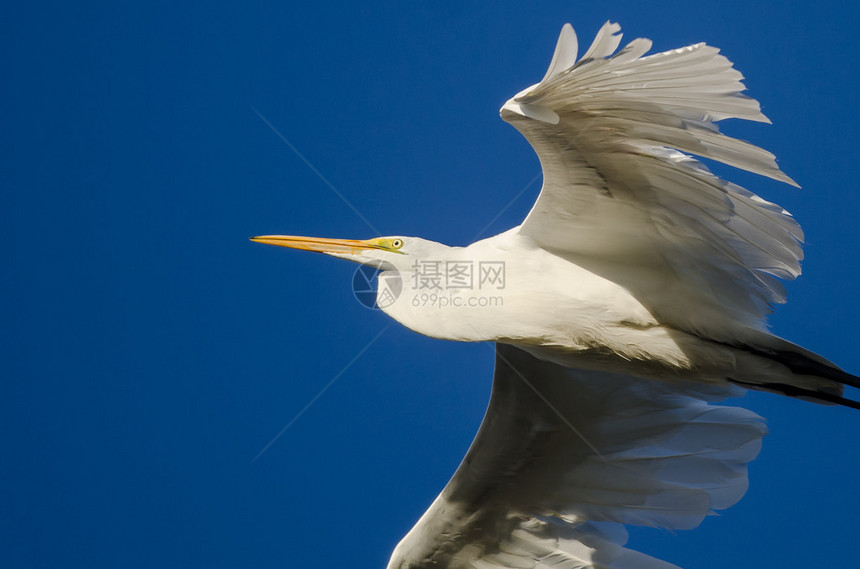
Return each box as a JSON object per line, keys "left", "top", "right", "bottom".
{"left": 252, "top": 22, "right": 858, "bottom": 569}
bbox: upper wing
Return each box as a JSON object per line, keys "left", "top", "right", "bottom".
{"left": 502, "top": 22, "right": 802, "bottom": 336}
{"left": 386, "top": 344, "right": 766, "bottom": 569}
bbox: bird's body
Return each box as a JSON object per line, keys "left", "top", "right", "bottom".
{"left": 253, "top": 21, "right": 857, "bottom": 569}
{"left": 381, "top": 230, "right": 661, "bottom": 350}
{"left": 382, "top": 231, "right": 727, "bottom": 373}
{"left": 378, "top": 228, "right": 848, "bottom": 399}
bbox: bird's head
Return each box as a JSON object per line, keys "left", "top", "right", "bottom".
{"left": 251, "top": 231, "right": 507, "bottom": 340}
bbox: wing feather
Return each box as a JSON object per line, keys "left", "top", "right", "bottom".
{"left": 502, "top": 23, "right": 800, "bottom": 335}
{"left": 579, "top": 22, "right": 623, "bottom": 62}
{"left": 386, "top": 345, "right": 766, "bottom": 569}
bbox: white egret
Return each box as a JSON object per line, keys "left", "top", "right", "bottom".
{"left": 253, "top": 22, "right": 858, "bottom": 569}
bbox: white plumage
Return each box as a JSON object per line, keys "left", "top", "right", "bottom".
{"left": 252, "top": 22, "right": 858, "bottom": 569}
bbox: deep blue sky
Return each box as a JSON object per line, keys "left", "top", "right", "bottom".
{"left": 4, "top": 1, "right": 859, "bottom": 568}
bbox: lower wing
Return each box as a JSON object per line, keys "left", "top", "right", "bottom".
{"left": 386, "top": 344, "right": 766, "bottom": 569}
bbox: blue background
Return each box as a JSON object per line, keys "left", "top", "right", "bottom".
{"left": 4, "top": 1, "right": 859, "bottom": 567}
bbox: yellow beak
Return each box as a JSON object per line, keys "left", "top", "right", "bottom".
{"left": 249, "top": 235, "right": 380, "bottom": 255}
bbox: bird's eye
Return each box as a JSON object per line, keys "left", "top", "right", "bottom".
{"left": 391, "top": 239, "right": 403, "bottom": 249}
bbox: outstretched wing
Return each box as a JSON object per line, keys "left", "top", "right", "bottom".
{"left": 502, "top": 22, "right": 802, "bottom": 336}
{"left": 386, "top": 345, "right": 766, "bottom": 569}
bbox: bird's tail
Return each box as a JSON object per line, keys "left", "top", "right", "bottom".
{"left": 727, "top": 333, "right": 860, "bottom": 409}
